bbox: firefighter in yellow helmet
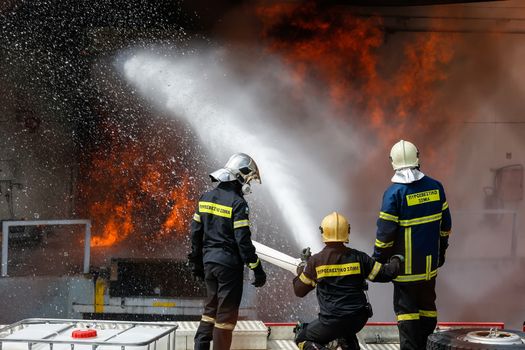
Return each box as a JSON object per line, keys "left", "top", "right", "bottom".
{"left": 373, "top": 140, "right": 452, "bottom": 350}
{"left": 293, "top": 212, "right": 403, "bottom": 350}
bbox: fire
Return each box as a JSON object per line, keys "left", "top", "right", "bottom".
{"left": 77, "top": 116, "right": 198, "bottom": 248}
{"left": 90, "top": 199, "right": 134, "bottom": 247}
{"left": 161, "top": 178, "right": 194, "bottom": 236}
{"left": 78, "top": 3, "right": 459, "bottom": 246}
{"left": 258, "top": 3, "right": 384, "bottom": 112}
{"left": 257, "top": 2, "right": 458, "bottom": 168}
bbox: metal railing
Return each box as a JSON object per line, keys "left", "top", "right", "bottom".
{"left": 1, "top": 220, "right": 91, "bottom": 277}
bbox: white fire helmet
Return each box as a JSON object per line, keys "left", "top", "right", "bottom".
{"left": 209, "top": 153, "right": 261, "bottom": 194}
{"left": 389, "top": 140, "right": 419, "bottom": 170}
{"left": 320, "top": 212, "right": 350, "bottom": 243}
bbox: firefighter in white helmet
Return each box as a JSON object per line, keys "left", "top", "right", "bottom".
{"left": 188, "top": 153, "right": 266, "bottom": 350}
{"left": 373, "top": 140, "right": 452, "bottom": 350}
{"left": 293, "top": 212, "right": 403, "bottom": 350}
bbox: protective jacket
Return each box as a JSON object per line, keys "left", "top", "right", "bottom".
{"left": 190, "top": 181, "right": 260, "bottom": 270}
{"left": 294, "top": 243, "right": 399, "bottom": 320}
{"left": 373, "top": 175, "right": 452, "bottom": 283}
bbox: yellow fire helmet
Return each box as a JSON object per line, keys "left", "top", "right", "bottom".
{"left": 390, "top": 140, "right": 419, "bottom": 170}
{"left": 320, "top": 212, "right": 350, "bottom": 243}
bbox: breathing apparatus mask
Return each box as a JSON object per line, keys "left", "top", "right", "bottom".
{"left": 209, "top": 153, "right": 261, "bottom": 195}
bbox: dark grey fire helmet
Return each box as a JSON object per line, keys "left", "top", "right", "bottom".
{"left": 209, "top": 153, "right": 261, "bottom": 194}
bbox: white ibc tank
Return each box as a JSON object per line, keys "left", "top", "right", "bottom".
{"left": 0, "top": 319, "right": 177, "bottom": 350}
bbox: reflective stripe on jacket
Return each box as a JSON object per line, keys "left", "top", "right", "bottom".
{"left": 293, "top": 244, "right": 399, "bottom": 319}
{"left": 190, "top": 181, "right": 259, "bottom": 269}
{"left": 373, "top": 175, "right": 452, "bottom": 283}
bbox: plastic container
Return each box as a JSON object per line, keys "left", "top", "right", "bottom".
{"left": 0, "top": 319, "right": 177, "bottom": 350}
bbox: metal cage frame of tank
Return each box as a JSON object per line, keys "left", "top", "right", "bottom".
{"left": 0, "top": 318, "right": 177, "bottom": 350}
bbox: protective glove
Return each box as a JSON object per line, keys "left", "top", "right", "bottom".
{"left": 251, "top": 262, "right": 266, "bottom": 288}
{"left": 296, "top": 261, "right": 306, "bottom": 275}
{"left": 390, "top": 254, "right": 405, "bottom": 263}
{"left": 438, "top": 254, "right": 446, "bottom": 268}
{"left": 438, "top": 240, "right": 448, "bottom": 267}
{"left": 192, "top": 263, "right": 205, "bottom": 280}
{"left": 300, "top": 247, "right": 311, "bottom": 262}
{"left": 187, "top": 252, "right": 205, "bottom": 280}
{"left": 388, "top": 255, "right": 404, "bottom": 276}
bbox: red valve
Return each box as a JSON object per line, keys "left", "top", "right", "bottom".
{"left": 72, "top": 329, "right": 98, "bottom": 338}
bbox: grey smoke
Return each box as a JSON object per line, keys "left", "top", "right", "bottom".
{"left": 120, "top": 46, "right": 366, "bottom": 253}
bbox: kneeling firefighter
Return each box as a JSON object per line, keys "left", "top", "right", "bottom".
{"left": 293, "top": 212, "right": 403, "bottom": 350}
{"left": 188, "top": 153, "right": 267, "bottom": 350}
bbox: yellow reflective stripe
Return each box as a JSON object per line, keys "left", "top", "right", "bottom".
{"left": 201, "top": 315, "right": 215, "bottom": 324}
{"left": 394, "top": 269, "right": 438, "bottom": 282}
{"left": 440, "top": 230, "right": 450, "bottom": 237}
{"left": 420, "top": 310, "right": 437, "bottom": 318}
{"left": 94, "top": 278, "right": 106, "bottom": 313}
{"left": 248, "top": 258, "right": 260, "bottom": 269}
{"left": 316, "top": 262, "right": 361, "bottom": 278}
{"left": 379, "top": 211, "right": 399, "bottom": 222}
{"left": 215, "top": 322, "right": 236, "bottom": 330}
{"left": 375, "top": 239, "right": 394, "bottom": 248}
{"left": 152, "top": 301, "right": 176, "bottom": 307}
{"left": 397, "top": 313, "right": 420, "bottom": 321}
{"left": 426, "top": 255, "right": 432, "bottom": 280}
{"left": 299, "top": 273, "right": 316, "bottom": 287}
{"left": 298, "top": 342, "right": 306, "bottom": 350}
{"left": 233, "top": 219, "right": 249, "bottom": 229}
{"left": 442, "top": 201, "right": 449, "bottom": 210}
{"left": 406, "top": 190, "right": 440, "bottom": 206}
{"left": 367, "top": 261, "right": 382, "bottom": 281}
{"left": 405, "top": 227, "right": 412, "bottom": 275}
{"left": 399, "top": 213, "right": 442, "bottom": 227}
{"left": 198, "top": 201, "right": 232, "bottom": 218}
{"left": 193, "top": 213, "right": 201, "bottom": 223}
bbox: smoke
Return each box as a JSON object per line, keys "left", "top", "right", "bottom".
{"left": 115, "top": 4, "right": 525, "bottom": 327}
{"left": 120, "top": 46, "right": 366, "bottom": 253}
{"left": 431, "top": 31, "right": 525, "bottom": 330}
{"left": 248, "top": 2, "right": 525, "bottom": 328}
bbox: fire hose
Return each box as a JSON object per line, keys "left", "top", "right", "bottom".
{"left": 252, "top": 240, "right": 302, "bottom": 275}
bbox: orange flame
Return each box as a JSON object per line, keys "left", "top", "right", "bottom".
{"left": 257, "top": 2, "right": 458, "bottom": 168}
{"left": 161, "top": 178, "right": 194, "bottom": 236}
{"left": 90, "top": 198, "right": 134, "bottom": 247}
{"left": 77, "top": 117, "right": 198, "bottom": 248}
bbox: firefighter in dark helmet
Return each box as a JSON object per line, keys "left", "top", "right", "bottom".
{"left": 293, "top": 212, "right": 403, "bottom": 350}
{"left": 188, "top": 153, "right": 267, "bottom": 350}
{"left": 373, "top": 140, "right": 452, "bottom": 350}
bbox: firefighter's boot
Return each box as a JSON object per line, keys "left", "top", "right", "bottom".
{"left": 212, "top": 327, "right": 233, "bottom": 350}
{"left": 297, "top": 341, "right": 330, "bottom": 350}
{"left": 194, "top": 321, "right": 214, "bottom": 350}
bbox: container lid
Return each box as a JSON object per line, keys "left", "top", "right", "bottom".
{"left": 72, "top": 329, "right": 98, "bottom": 338}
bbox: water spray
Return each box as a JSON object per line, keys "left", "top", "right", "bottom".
{"left": 120, "top": 48, "right": 345, "bottom": 252}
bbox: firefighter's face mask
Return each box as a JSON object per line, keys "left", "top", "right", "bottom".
{"left": 242, "top": 183, "right": 252, "bottom": 195}
{"left": 238, "top": 165, "right": 260, "bottom": 195}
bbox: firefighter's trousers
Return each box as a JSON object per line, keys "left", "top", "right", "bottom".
{"left": 295, "top": 308, "right": 369, "bottom": 350}
{"left": 394, "top": 279, "right": 437, "bottom": 350}
{"left": 194, "top": 263, "right": 244, "bottom": 350}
